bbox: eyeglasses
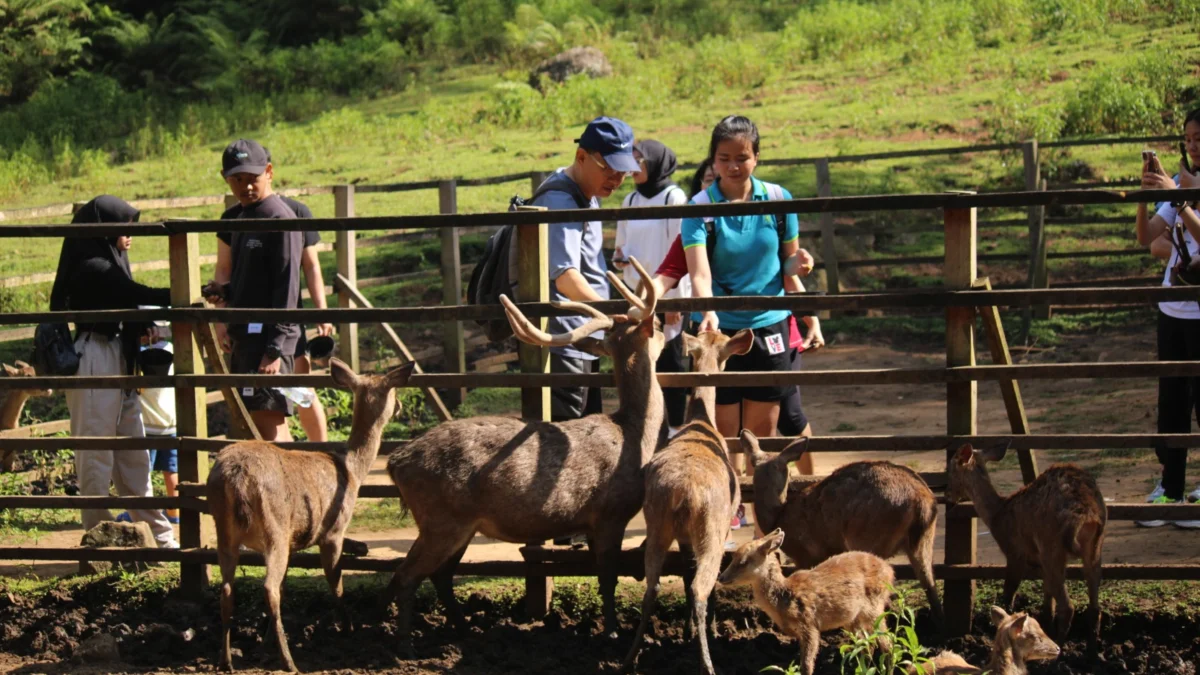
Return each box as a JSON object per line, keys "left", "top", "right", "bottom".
{"left": 588, "top": 152, "right": 633, "bottom": 178}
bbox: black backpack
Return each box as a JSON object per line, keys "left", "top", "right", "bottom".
{"left": 466, "top": 176, "right": 590, "bottom": 342}
{"left": 32, "top": 323, "right": 79, "bottom": 376}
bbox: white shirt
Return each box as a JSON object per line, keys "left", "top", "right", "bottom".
{"left": 1156, "top": 202, "right": 1200, "bottom": 320}
{"left": 139, "top": 341, "right": 177, "bottom": 435}
{"left": 615, "top": 185, "right": 690, "bottom": 299}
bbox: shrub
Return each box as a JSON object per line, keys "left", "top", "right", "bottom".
{"left": 985, "top": 89, "right": 1066, "bottom": 144}
{"left": 1062, "top": 56, "right": 1189, "bottom": 136}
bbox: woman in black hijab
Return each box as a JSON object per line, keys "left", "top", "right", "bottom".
{"left": 613, "top": 140, "right": 692, "bottom": 434}
{"left": 53, "top": 195, "right": 177, "bottom": 549}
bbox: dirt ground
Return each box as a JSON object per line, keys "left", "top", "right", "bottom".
{"left": 3, "top": 323, "right": 1200, "bottom": 673}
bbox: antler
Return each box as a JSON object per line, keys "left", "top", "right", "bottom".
{"left": 500, "top": 295, "right": 614, "bottom": 347}
{"left": 607, "top": 256, "right": 658, "bottom": 321}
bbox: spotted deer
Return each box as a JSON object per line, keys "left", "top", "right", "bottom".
{"left": 742, "top": 432, "right": 942, "bottom": 623}
{"left": 385, "top": 258, "right": 665, "bottom": 654}
{"left": 0, "top": 361, "right": 52, "bottom": 472}
{"left": 910, "top": 606, "right": 1060, "bottom": 674}
{"left": 208, "top": 359, "right": 416, "bottom": 673}
{"left": 718, "top": 529, "right": 894, "bottom": 675}
{"left": 948, "top": 443, "right": 1105, "bottom": 653}
{"left": 622, "top": 328, "right": 754, "bottom": 675}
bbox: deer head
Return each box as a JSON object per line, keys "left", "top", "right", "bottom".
{"left": 947, "top": 441, "right": 1008, "bottom": 503}
{"left": 500, "top": 256, "right": 665, "bottom": 364}
{"left": 1, "top": 361, "right": 52, "bottom": 397}
{"left": 329, "top": 358, "right": 417, "bottom": 426}
{"left": 682, "top": 329, "right": 753, "bottom": 373}
{"left": 990, "top": 606, "right": 1061, "bottom": 663}
{"left": 718, "top": 527, "right": 785, "bottom": 586}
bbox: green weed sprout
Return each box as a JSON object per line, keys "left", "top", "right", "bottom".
{"left": 838, "top": 587, "right": 932, "bottom": 675}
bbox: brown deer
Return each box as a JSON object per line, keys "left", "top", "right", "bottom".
{"left": 621, "top": 328, "right": 754, "bottom": 675}
{"left": 0, "top": 361, "right": 52, "bottom": 472}
{"left": 385, "top": 257, "right": 664, "bottom": 653}
{"left": 910, "top": 606, "right": 1060, "bottom": 674}
{"left": 948, "top": 443, "right": 1105, "bottom": 653}
{"left": 208, "top": 358, "right": 416, "bottom": 673}
{"left": 742, "top": 432, "right": 942, "bottom": 623}
{"left": 717, "top": 528, "right": 894, "bottom": 675}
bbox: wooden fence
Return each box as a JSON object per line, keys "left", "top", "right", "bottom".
{"left": 1, "top": 185, "right": 1199, "bottom": 636}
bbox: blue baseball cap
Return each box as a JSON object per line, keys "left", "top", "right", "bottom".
{"left": 574, "top": 117, "right": 639, "bottom": 173}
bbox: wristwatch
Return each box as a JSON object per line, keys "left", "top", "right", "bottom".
{"left": 263, "top": 345, "right": 282, "bottom": 361}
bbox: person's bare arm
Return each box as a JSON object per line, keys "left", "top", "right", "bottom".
{"left": 211, "top": 239, "right": 233, "bottom": 352}
{"left": 685, "top": 245, "right": 718, "bottom": 332}
{"left": 554, "top": 268, "right": 607, "bottom": 302}
{"left": 780, "top": 239, "right": 803, "bottom": 293}
{"left": 1138, "top": 205, "right": 1171, "bottom": 246}
{"left": 300, "top": 246, "right": 334, "bottom": 336}
{"left": 801, "top": 315, "right": 825, "bottom": 350}
{"left": 1150, "top": 232, "right": 1174, "bottom": 260}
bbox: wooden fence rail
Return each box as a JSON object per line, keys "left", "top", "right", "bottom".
{"left": 1, "top": 186, "right": 1196, "bottom": 639}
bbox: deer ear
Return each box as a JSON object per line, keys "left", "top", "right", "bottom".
{"left": 955, "top": 444, "right": 974, "bottom": 465}
{"left": 1009, "top": 614, "right": 1029, "bottom": 636}
{"left": 990, "top": 606, "right": 1009, "bottom": 626}
{"left": 1, "top": 364, "right": 16, "bottom": 377}
{"left": 682, "top": 332, "right": 702, "bottom": 356}
{"left": 574, "top": 337, "right": 609, "bottom": 358}
{"left": 981, "top": 441, "right": 1010, "bottom": 463}
{"left": 722, "top": 329, "right": 755, "bottom": 359}
{"left": 385, "top": 361, "right": 417, "bottom": 388}
{"left": 638, "top": 315, "right": 655, "bottom": 338}
{"left": 764, "top": 528, "right": 785, "bottom": 552}
{"left": 13, "top": 360, "right": 31, "bottom": 372}
{"left": 329, "top": 358, "right": 360, "bottom": 389}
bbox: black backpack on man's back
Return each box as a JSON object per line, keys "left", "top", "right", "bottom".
{"left": 466, "top": 174, "right": 590, "bottom": 342}
{"left": 32, "top": 322, "right": 80, "bottom": 376}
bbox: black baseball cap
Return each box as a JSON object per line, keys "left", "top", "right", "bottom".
{"left": 573, "top": 117, "right": 639, "bottom": 173}
{"left": 221, "top": 139, "right": 271, "bottom": 178}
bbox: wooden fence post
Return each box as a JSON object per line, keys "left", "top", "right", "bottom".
{"left": 516, "top": 204, "right": 552, "bottom": 617}
{"left": 169, "top": 231, "right": 211, "bottom": 597}
{"left": 439, "top": 180, "right": 465, "bottom": 408}
{"left": 944, "top": 198, "right": 978, "bottom": 635}
{"left": 334, "top": 185, "right": 359, "bottom": 372}
{"left": 815, "top": 159, "right": 839, "bottom": 299}
{"left": 1024, "top": 141, "right": 1049, "bottom": 321}
{"left": 223, "top": 194, "right": 239, "bottom": 211}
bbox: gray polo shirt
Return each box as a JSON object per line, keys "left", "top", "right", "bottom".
{"left": 534, "top": 171, "right": 609, "bottom": 361}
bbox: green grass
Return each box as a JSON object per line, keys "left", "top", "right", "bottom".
{"left": 351, "top": 498, "right": 414, "bottom": 531}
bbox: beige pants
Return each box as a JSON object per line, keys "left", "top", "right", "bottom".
{"left": 66, "top": 333, "right": 175, "bottom": 545}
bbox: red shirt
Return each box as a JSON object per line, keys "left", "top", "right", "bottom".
{"left": 655, "top": 235, "right": 688, "bottom": 280}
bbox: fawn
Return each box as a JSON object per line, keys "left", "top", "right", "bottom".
{"left": 622, "top": 328, "right": 754, "bottom": 675}
{"left": 949, "top": 443, "right": 1105, "bottom": 653}
{"left": 911, "top": 606, "right": 1060, "bottom": 674}
{"left": 0, "top": 361, "right": 52, "bottom": 472}
{"left": 208, "top": 359, "right": 416, "bottom": 672}
{"left": 718, "top": 529, "right": 894, "bottom": 675}
{"left": 385, "top": 258, "right": 666, "bottom": 652}
{"left": 743, "top": 432, "right": 943, "bottom": 623}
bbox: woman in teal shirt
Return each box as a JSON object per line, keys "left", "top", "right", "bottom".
{"left": 683, "top": 115, "right": 811, "bottom": 479}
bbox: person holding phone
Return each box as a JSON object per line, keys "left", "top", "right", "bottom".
{"left": 1135, "top": 108, "right": 1200, "bottom": 527}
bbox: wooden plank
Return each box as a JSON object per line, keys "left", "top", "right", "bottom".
{"left": 334, "top": 274, "right": 453, "bottom": 422}
{"left": 0, "top": 419, "right": 71, "bottom": 438}
{"left": 334, "top": 185, "right": 359, "bottom": 372}
{"left": 439, "top": 180, "right": 466, "bottom": 408}
{"left": 943, "top": 202, "right": 978, "bottom": 635}
{"left": 0, "top": 496, "right": 194, "bottom": 509}
{"left": 815, "top": 159, "right": 839, "bottom": 303}
{"left": 168, "top": 230, "right": 211, "bottom": 595}
{"left": 194, "top": 320, "right": 260, "bottom": 441}
{"left": 972, "top": 277, "right": 1037, "bottom": 484}
{"left": 517, "top": 192, "right": 553, "bottom": 619}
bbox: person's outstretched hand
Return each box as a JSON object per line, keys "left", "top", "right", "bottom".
{"left": 698, "top": 311, "right": 720, "bottom": 333}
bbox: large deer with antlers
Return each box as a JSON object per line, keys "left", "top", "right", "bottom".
{"left": 384, "top": 258, "right": 664, "bottom": 654}
{"left": 622, "top": 329, "right": 753, "bottom": 675}
{"left": 209, "top": 358, "right": 416, "bottom": 673}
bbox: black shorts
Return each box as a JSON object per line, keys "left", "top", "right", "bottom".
{"left": 716, "top": 317, "right": 797, "bottom": 405}
{"left": 777, "top": 350, "right": 809, "bottom": 435}
{"left": 231, "top": 337, "right": 296, "bottom": 415}
{"left": 294, "top": 327, "right": 308, "bottom": 359}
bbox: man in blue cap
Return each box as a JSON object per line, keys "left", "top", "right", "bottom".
{"left": 533, "top": 116, "right": 640, "bottom": 422}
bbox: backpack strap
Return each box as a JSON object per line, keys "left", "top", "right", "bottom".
{"left": 764, "top": 181, "right": 788, "bottom": 242}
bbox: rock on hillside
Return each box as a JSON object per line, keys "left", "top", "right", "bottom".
{"left": 529, "top": 47, "right": 612, "bottom": 91}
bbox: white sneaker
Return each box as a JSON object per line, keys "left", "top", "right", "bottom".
{"left": 1188, "top": 486, "right": 1200, "bottom": 503}
{"left": 159, "top": 537, "right": 181, "bottom": 550}
{"left": 1174, "top": 520, "right": 1200, "bottom": 529}
{"left": 1137, "top": 496, "right": 1180, "bottom": 528}
{"left": 1147, "top": 481, "right": 1165, "bottom": 503}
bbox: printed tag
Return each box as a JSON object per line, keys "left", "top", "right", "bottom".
{"left": 248, "top": 323, "right": 263, "bottom": 334}
{"left": 764, "top": 333, "right": 786, "bottom": 356}
{"left": 242, "top": 387, "right": 254, "bottom": 397}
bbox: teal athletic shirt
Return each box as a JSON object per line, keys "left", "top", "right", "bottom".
{"left": 680, "top": 176, "right": 800, "bottom": 330}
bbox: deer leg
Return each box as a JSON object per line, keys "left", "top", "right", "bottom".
{"left": 1041, "top": 550, "right": 1072, "bottom": 642}
{"left": 430, "top": 542, "right": 470, "bottom": 632}
{"left": 690, "top": 542, "right": 724, "bottom": 675}
{"left": 263, "top": 545, "right": 297, "bottom": 673}
{"left": 319, "top": 539, "right": 352, "bottom": 633}
{"left": 679, "top": 543, "right": 698, "bottom": 643}
{"left": 622, "top": 534, "right": 669, "bottom": 673}
{"left": 216, "top": 534, "right": 240, "bottom": 672}
{"left": 1083, "top": 546, "right": 1103, "bottom": 656}
{"left": 1001, "top": 562, "right": 1023, "bottom": 610}
{"left": 907, "top": 527, "right": 943, "bottom": 626}
{"left": 590, "top": 526, "right": 626, "bottom": 639}
{"left": 385, "top": 529, "right": 470, "bottom": 658}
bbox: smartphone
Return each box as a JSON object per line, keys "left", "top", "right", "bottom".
{"left": 1182, "top": 142, "right": 1193, "bottom": 174}
{"left": 1145, "top": 149, "right": 1166, "bottom": 176}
